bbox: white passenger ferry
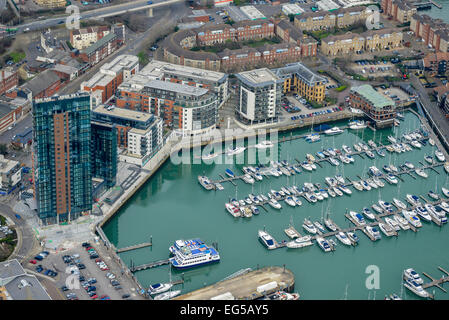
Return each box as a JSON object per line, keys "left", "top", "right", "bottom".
{"left": 169, "top": 239, "right": 220, "bottom": 269}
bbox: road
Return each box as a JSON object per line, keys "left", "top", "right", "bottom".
{"left": 16, "top": 0, "right": 184, "bottom": 33}
{"left": 58, "top": 2, "right": 188, "bottom": 95}
{"left": 411, "top": 74, "right": 449, "bottom": 149}
{"left": 0, "top": 202, "right": 38, "bottom": 263}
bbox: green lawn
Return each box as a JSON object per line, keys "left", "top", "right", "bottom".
{"left": 9, "top": 51, "right": 26, "bottom": 63}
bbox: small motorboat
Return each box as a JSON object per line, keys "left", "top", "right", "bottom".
{"left": 393, "top": 198, "right": 407, "bottom": 210}
{"left": 316, "top": 237, "right": 332, "bottom": 252}
{"left": 335, "top": 232, "right": 352, "bottom": 246}
{"left": 424, "top": 155, "right": 434, "bottom": 164}
{"left": 404, "top": 161, "right": 414, "bottom": 169}
{"left": 385, "top": 217, "right": 400, "bottom": 231}
{"left": 442, "top": 187, "right": 449, "bottom": 198}
{"left": 428, "top": 190, "right": 440, "bottom": 200}
{"left": 414, "top": 206, "right": 432, "bottom": 222}
{"left": 435, "top": 149, "right": 445, "bottom": 162}
{"left": 347, "top": 232, "right": 359, "bottom": 244}
{"left": 303, "top": 219, "right": 317, "bottom": 234}
{"left": 362, "top": 207, "right": 376, "bottom": 220}
{"left": 415, "top": 169, "right": 428, "bottom": 178}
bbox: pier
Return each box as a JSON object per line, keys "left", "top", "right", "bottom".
{"left": 130, "top": 259, "right": 171, "bottom": 272}
{"left": 116, "top": 242, "right": 153, "bottom": 253}
{"left": 422, "top": 267, "right": 449, "bottom": 296}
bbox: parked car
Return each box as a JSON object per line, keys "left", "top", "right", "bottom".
{"left": 29, "top": 260, "right": 37, "bottom": 264}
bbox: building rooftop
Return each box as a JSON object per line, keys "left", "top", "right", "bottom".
{"left": 272, "top": 62, "right": 326, "bottom": 86}
{"left": 0, "top": 259, "right": 24, "bottom": 283}
{"left": 145, "top": 79, "right": 209, "bottom": 96}
{"left": 0, "top": 155, "right": 19, "bottom": 174}
{"left": 100, "top": 54, "right": 139, "bottom": 75}
{"left": 351, "top": 84, "right": 395, "bottom": 109}
{"left": 236, "top": 68, "right": 281, "bottom": 87}
{"left": 141, "top": 60, "right": 227, "bottom": 83}
{"left": 4, "top": 275, "right": 51, "bottom": 300}
{"left": 81, "top": 32, "right": 116, "bottom": 56}
{"left": 51, "top": 64, "right": 78, "bottom": 75}
{"left": 240, "top": 5, "right": 266, "bottom": 20}
{"left": 22, "top": 70, "right": 61, "bottom": 96}
{"left": 93, "top": 105, "right": 154, "bottom": 122}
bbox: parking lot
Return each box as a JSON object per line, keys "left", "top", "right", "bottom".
{"left": 375, "top": 86, "right": 412, "bottom": 105}
{"left": 351, "top": 59, "right": 400, "bottom": 78}
{"left": 27, "top": 243, "right": 137, "bottom": 300}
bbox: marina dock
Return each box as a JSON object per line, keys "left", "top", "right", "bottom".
{"left": 421, "top": 267, "right": 449, "bottom": 296}
{"left": 130, "top": 259, "right": 171, "bottom": 272}
{"left": 116, "top": 242, "right": 153, "bottom": 253}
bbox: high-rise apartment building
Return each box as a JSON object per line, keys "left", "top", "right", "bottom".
{"left": 32, "top": 93, "right": 92, "bottom": 225}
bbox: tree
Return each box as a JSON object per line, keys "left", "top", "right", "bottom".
{"left": 0, "top": 144, "right": 8, "bottom": 155}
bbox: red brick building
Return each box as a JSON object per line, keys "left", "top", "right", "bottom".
{"left": 77, "top": 33, "right": 119, "bottom": 66}
{"left": 0, "top": 68, "right": 19, "bottom": 96}
{"left": 23, "top": 70, "right": 63, "bottom": 99}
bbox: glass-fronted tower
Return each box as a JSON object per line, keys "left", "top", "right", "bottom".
{"left": 32, "top": 93, "right": 92, "bottom": 225}
{"left": 91, "top": 121, "right": 117, "bottom": 189}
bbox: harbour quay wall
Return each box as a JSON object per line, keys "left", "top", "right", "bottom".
{"left": 173, "top": 266, "right": 295, "bottom": 300}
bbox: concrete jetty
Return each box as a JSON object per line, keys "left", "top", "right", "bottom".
{"left": 173, "top": 266, "right": 295, "bottom": 300}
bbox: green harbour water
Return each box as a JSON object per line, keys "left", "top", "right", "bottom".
{"left": 103, "top": 111, "right": 449, "bottom": 300}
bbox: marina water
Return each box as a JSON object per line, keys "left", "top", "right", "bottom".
{"left": 103, "top": 112, "right": 449, "bottom": 300}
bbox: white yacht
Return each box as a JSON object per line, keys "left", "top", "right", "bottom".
{"left": 333, "top": 186, "right": 343, "bottom": 197}
{"left": 403, "top": 279, "right": 430, "bottom": 298}
{"left": 285, "top": 196, "right": 296, "bottom": 207}
{"left": 324, "top": 218, "right": 338, "bottom": 232}
{"left": 373, "top": 177, "right": 385, "bottom": 188}
{"left": 406, "top": 194, "right": 421, "bottom": 206}
{"left": 348, "top": 120, "right": 367, "bottom": 130}
{"left": 435, "top": 149, "right": 445, "bottom": 162}
{"left": 387, "top": 136, "right": 397, "bottom": 144}
{"left": 303, "top": 219, "right": 318, "bottom": 234}
{"left": 339, "top": 185, "right": 352, "bottom": 195}
{"left": 440, "top": 201, "right": 449, "bottom": 213}
{"left": 313, "top": 221, "right": 326, "bottom": 233}
{"left": 349, "top": 211, "right": 366, "bottom": 225}
{"left": 385, "top": 174, "right": 398, "bottom": 185}
{"left": 353, "top": 181, "right": 364, "bottom": 191}
{"left": 424, "top": 155, "right": 434, "bottom": 164}
{"left": 385, "top": 217, "right": 400, "bottom": 231}
{"left": 365, "top": 225, "right": 381, "bottom": 240}
{"left": 292, "top": 196, "right": 302, "bottom": 206}
{"left": 389, "top": 164, "right": 399, "bottom": 173}
{"left": 225, "top": 203, "right": 241, "bottom": 218}
{"left": 154, "top": 290, "right": 181, "bottom": 300}
{"left": 414, "top": 206, "right": 432, "bottom": 222}
{"left": 258, "top": 230, "right": 277, "bottom": 250}
{"left": 226, "top": 146, "right": 246, "bottom": 156}
{"left": 148, "top": 283, "right": 173, "bottom": 295}
{"left": 442, "top": 187, "right": 449, "bottom": 198}
{"left": 268, "top": 198, "right": 282, "bottom": 210}
{"left": 328, "top": 157, "right": 340, "bottom": 166}
{"left": 372, "top": 204, "right": 384, "bottom": 214}
{"left": 324, "top": 127, "right": 344, "bottom": 135}
{"left": 444, "top": 162, "right": 449, "bottom": 174}
{"left": 362, "top": 207, "right": 376, "bottom": 220}
{"left": 404, "top": 161, "right": 414, "bottom": 169}
{"left": 415, "top": 168, "right": 428, "bottom": 178}
{"left": 402, "top": 210, "right": 422, "bottom": 228}
{"left": 378, "top": 222, "right": 395, "bottom": 236}
{"left": 301, "top": 162, "right": 313, "bottom": 171}
{"left": 429, "top": 138, "right": 435, "bottom": 146}
{"left": 394, "top": 215, "right": 411, "bottom": 230}
{"left": 335, "top": 232, "right": 352, "bottom": 246}
{"left": 428, "top": 190, "right": 440, "bottom": 200}
{"left": 378, "top": 200, "right": 394, "bottom": 212}
{"left": 255, "top": 140, "right": 274, "bottom": 149}
{"left": 361, "top": 180, "right": 371, "bottom": 191}
{"left": 403, "top": 268, "right": 424, "bottom": 285}
{"left": 410, "top": 140, "right": 422, "bottom": 149}
{"left": 367, "top": 179, "right": 378, "bottom": 189}
{"left": 393, "top": 198, "right": 407, "bottom": 210}
{"left": 316, "top": 237, "right": 332, "bottom": 252}
{"left": 368, "top": 166, "right": 382, "bottom": 177}
{"left": 286, "top": 236, "right": 313, "bottom": 249}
